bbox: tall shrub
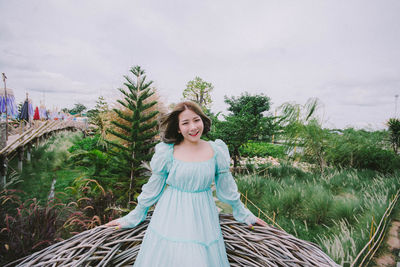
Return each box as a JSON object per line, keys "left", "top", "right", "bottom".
{"left": 107, "top": 66, "right": 159, "bottom": 204}
{"left": 325, "top": 128, "right": 399, "bottom": 172}
{"left": 388, "top": 118, "right": 400, "bottom": 154}
{"left": 211, "top": 92, "right": 273, "bottom": 167}
{"left": 278, "top": 98, "right": 329, "bottom": 171}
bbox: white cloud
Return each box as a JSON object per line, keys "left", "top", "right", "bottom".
{"left": 0, "top": 0, "right": 399, "bottom": 129}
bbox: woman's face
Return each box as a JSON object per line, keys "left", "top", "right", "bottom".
{"left": 178, "top": 108, "right": 204, "bottom": 143}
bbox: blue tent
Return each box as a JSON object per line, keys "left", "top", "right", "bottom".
{"left": 19, "top": 99, "right": 29, "bottom": 121}
{"left": 0, "top": 88, "right": 18, "bottom": 118}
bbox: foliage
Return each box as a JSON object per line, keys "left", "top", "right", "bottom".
{"left": 239, "top": 141, "right": 286, "bottom": 159}
{"left": 278, "top": 97, "right": 320, "bottom": 150}
{"left": 10, "top": 132, "right": 81, "bottom": 202}
{"left": 278, "top": 98, "right": 331, "bottom": 171}
{"left": 87, "top": 96, "right": 109, "bottom": 120}
{"left": 66, "top": 134, "right": 136, "bottom": 199}
{"left": 68, "top": 149, "right": 109, "bottom": 176}
{"left": 0, "top": 190, "right": 69, "bottom": 265}
{"left": 68, "top": 103, "right": 87, "bottom": 115}
{"left": 1, "top": 170, "right": 23, "bottom": 189}
{"left": 325, "top": 128, "right": 400, "bottom": 173}
{"left": 300, "top": 119, "right": 330, "bottom": 172}
{"left": 211, "top": 92, "right": 274, "bottom": 166}
{"left": 106, "top": 66, "right": 159, "bottom": 204}
{"left": 87, "top": 96, "right": 110, "bottom": 147}
{"left": 182, "top": 76, "right": 214, "bottom": 109}
{"left": 68, "top": 134, "right": 105, "bottom": 153}
{"left": 235, "top": 166, "right": 400, "bottom": 265}
{"left": 211, "top": 113, "right": 254, "bottom": 167}
{"left": 387, "top": 118, "right": 400, "bottom": 154}
{"left": 225, "top": 92, "right": 271, "bottom": 119}
{"left": 0, "top": 179, "right": 121, "bottom": 265}
{"left": 224, "top": 92, "right": 274, "bottom": 140}
{"left": 64, "top": 177, "right": 121, "bottom": 234}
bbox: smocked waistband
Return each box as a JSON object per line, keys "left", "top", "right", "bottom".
{"left": 167, "top": 184, "right": 211, "bottom": 193}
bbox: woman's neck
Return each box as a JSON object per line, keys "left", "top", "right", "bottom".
{"left": 180, "top": 139, "right": 203, "bottom": 147}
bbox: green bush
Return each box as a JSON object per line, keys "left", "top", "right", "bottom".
{"left": 325, "top": 128, "right": 400, "bottom": 173}
{"left": 68, "top": 134, "right": 105, "bottom": 153}
{"left": 302, "top": 185, "right": 333, "bottom": 225}
{"left": 239, "top": 141, "right": 286, "bottom": 159}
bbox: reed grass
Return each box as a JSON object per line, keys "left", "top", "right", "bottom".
{"left": 235, "top": 165, "right": 400, "bottom": 265}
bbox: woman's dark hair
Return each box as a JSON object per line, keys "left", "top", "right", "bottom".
{"left": 160, "top": 101, "right": 211, "bottom": 144}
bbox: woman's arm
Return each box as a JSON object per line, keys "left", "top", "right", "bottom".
{"left": 214, "top": 139, "right": 267, "bottom": 227}
{"left": 106, "top": 143, "right": 172, "bottom": 228}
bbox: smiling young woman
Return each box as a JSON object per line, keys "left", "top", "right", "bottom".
{"left": 106, "top": 100, "right": 267, "bottom": 267}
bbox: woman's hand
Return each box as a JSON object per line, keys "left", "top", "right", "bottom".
{"left": 105, "top": 219, "right": 122, "bottom": 229}
{"left": 248, "top": 217, "right": 268, "bottom": 229}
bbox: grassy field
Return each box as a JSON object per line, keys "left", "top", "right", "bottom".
{"left": 235, "top": 164, "right": 400, "bottom": 265}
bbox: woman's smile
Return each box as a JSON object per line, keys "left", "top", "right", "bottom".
{"left": 189, "top": 131, "right": 199, "bottom": 137}
{"left": 178, "top": 109, "right": 204, "bottom": 143}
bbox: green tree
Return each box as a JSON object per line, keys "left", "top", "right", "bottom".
{"left": 212, "top": 113, "right": 256, "bottom": 167}
{"left": 87, "top": 96, "right": 110, "bottom": 147}
{"left": 301, "top": 119, "right": 330, "bottom": 172}
{"left": 69, "top": 103, "right": 87, "bottom": 115}
{"left": 87, "top": 96, "right": 109, "bottom": 120}
{"left": 183, "top": 77, "right": 213, "bottom": 109}
{"left": 69, "top": 149, "right": 109, "bottom": 176}
{"left": 278, "top": 98, "right": 329, "bottom": 171}
{"left": 211, "top": 92, "right": 273, "bottom": 167}
{"left": 224, "top": 92, "right": 273, "bottom": 141}
{"left": 225, "top": 92, "right": 270, "bottom": 118}
{"left": 278, "top": 98, "right": 320, "bottom": 154}
{"left": 107, "top": 66, "right": 159, "bottom": 204}
{"left": 387, "top": 118, "right": 400, "bottom": 154}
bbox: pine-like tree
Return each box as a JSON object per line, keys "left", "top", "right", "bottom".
{"left": 107, "top": 66, "right": 159, "bottom": 204}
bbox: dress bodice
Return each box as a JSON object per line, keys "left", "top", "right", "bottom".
{"left": 166, "top": 145, "right": 216, "bottom": 193}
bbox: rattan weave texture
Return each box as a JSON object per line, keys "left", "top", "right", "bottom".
{"left": 6, "top": 213, "right": 339, "bottom": 267}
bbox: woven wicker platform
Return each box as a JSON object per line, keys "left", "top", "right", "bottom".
{"left": 6, "top": 213, "right": 339, "bottom": 267}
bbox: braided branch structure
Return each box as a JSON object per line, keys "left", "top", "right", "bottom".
{"left": 6, "top": 214, "right": 339, "bottom": 267}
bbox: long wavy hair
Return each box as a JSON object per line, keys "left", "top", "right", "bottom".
{"left": 160, "top": 101, "right": 211, "bottom": 144}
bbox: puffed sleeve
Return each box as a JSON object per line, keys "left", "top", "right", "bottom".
{"left": 214, "top": 139, "right": 257, "bottom": 225}
{"left": 117, "top": 142, "right": 172, "bottom": 228}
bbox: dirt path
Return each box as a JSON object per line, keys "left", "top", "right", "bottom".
{"left": 371, "top": 209, "right": 400, "bottom": 267}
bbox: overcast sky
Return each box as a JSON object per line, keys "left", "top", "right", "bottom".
{"left": 1, "top": 0, "right": 399, "bottom": 129}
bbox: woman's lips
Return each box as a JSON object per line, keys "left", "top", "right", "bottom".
{"left": 189, "top": 131, "right": 199, "bottom": 137}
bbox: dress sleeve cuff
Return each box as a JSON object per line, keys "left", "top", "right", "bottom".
{"left": 244, "top": 213, "right": 258, "bottom": 225}
{"left": 116, "top": 204, "right": 149, "bottom": 229}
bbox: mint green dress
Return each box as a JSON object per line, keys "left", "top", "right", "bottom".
{"left": 117, "top": 139, "right": 257, "bottom": 267}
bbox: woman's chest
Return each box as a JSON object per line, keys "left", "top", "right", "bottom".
{"left": 166, "top": 160, "right": 216, "bottom": 188}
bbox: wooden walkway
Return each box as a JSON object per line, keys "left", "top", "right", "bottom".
{"left": 0, "top": 120, "right": 86, "bottom": 186}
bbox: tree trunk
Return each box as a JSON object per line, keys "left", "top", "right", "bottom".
{"left": 233, "top": 146, "right": 240, "bottom": 167}
{"left": 129, "top": 165, "right": 134, "bottom": 209}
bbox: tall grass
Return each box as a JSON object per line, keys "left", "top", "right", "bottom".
{"left": 235, "top": 165, "right": 400, "bottom": 265}
{"left": 8, "top": 132, "right": 82, "bottom": 202}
